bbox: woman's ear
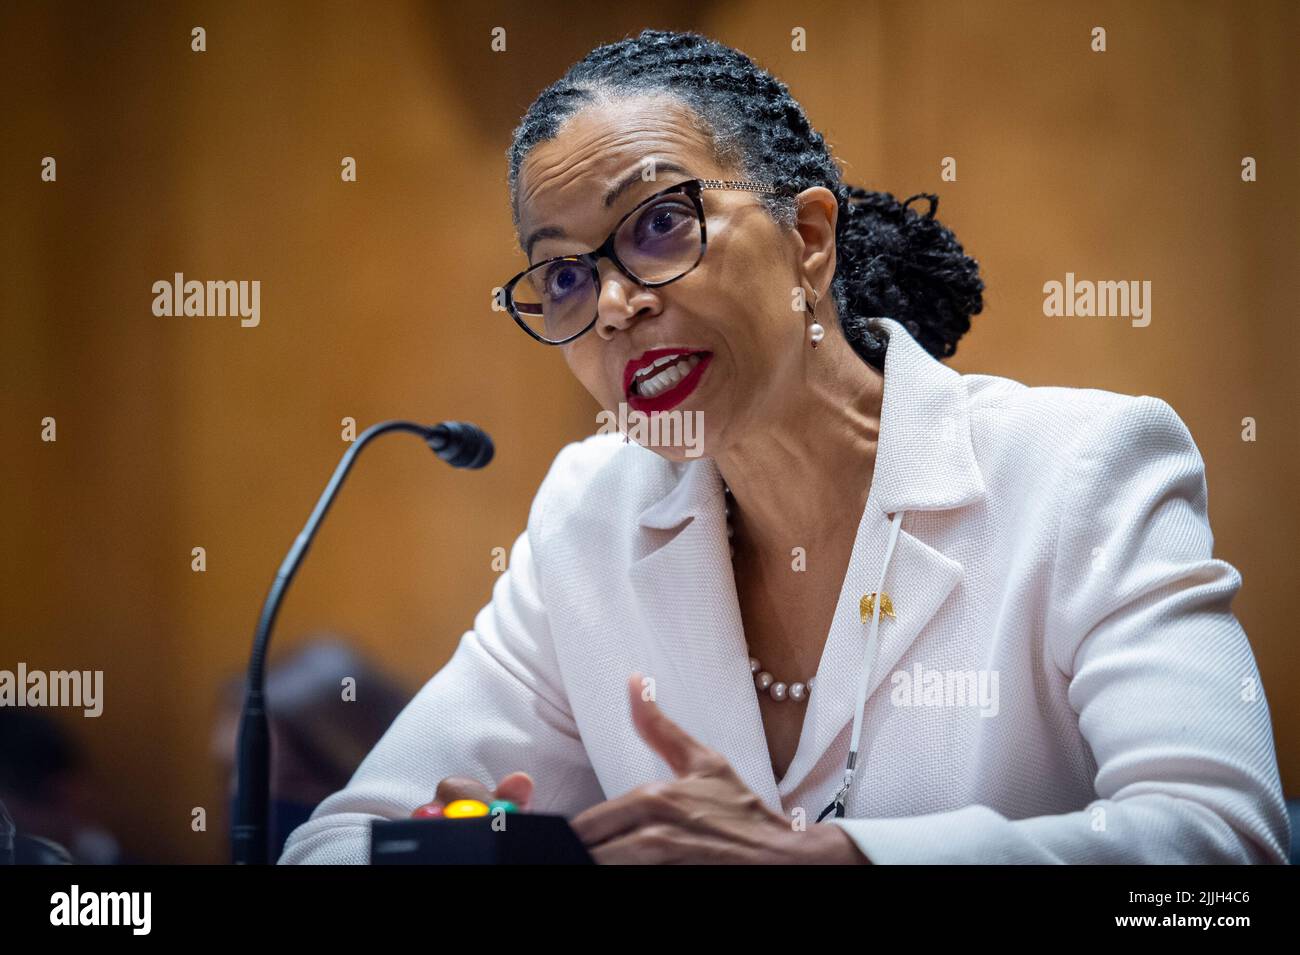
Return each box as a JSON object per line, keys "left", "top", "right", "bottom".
{"left": 793, "top": 186, "right": 839, "bottom": 296}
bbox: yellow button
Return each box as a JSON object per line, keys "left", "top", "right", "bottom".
{"left": 443, "top": 799, "right": 490, "bottom": 818}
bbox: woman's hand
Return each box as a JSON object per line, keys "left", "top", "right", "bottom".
{"left": 569, "top": 674, "right": 868, "bottom": 864}
{"left": 411, "top": 771, "right": 534, "bottom": 816}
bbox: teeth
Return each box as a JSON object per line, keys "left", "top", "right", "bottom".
{"left": 634, "top": 353, "right": 686, "bottom": 382}
{"left": 635, "top": 355, "right": 700, "bottom": 398}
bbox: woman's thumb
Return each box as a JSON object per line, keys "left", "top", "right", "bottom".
{"left": 493, "top": 771, "right": 535, "bottom": 811}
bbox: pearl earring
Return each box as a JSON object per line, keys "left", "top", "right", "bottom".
{"left": 806, "top": 288, "right": 825, "bottom": 348}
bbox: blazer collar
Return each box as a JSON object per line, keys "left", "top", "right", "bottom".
{"left": 624, "top": 317, "right": 987, "bottom": 809}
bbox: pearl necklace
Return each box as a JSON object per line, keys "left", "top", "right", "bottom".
{"left": 725, "top": 485, "right": 814, "bottom": 704}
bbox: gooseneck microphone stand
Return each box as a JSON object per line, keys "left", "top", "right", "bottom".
{"left": 233, "top": 420, "right": 494, "bottom": 865}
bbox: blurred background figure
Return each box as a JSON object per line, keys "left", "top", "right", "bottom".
{"left": 0, "top": 708, "right": 125, "bottom": 863}
{"left": 210, "top": 636, "right": 409, "bottom": 862}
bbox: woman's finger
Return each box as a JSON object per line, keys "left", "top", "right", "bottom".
{"left": 626, "top": 673, "right": 720, "bottom": 778}
{"left": 433, "top": 775, "right": 494, "bottom": 806}
{"left": 588, "top": 826, "right": 673, "bottom": 865}
{"left": 587, "top": 824, "right": 729, "bottom": 865}
{"left": 493, "top": 771, "right": 534, "bottom": 811}
{"left": 569, "top": 783, "right": 671, "bottom": 847}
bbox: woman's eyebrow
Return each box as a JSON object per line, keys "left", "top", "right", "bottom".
{"left": 602, "top": 161, "right": 692, "bottom": 208}
{"left": 524, "top": 226, "right": 565, "bottom": 261}
{"left": 523, "top": 161, "right": 695, "bottom": 260}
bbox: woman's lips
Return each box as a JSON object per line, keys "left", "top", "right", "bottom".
{"left": 626, "top": 352, "right": 713, "bottom": 413}
{"left": 623, "top": 347, "right": 705, "bottom": 395}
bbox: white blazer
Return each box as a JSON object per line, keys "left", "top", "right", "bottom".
{"left": 279, "top": 317, "right": 1289, "bottom": 864}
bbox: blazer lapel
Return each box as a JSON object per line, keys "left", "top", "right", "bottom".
{"left": 626, "top": 455, "right": 784, "bottom": 810}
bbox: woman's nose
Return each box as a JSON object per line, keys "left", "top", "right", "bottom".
{"left": 595, "top": 266, "right": 658, "bottom": 340}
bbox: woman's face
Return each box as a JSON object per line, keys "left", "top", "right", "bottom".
{"left": 514, "top": 95, "right": 830, "bottom": 461}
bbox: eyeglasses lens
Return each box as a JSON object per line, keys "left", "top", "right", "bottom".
{"left": 511, "top": 194, "right": 702, "bottom": 343}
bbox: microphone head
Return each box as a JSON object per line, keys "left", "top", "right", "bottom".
{"left": 427, "top": 421, "right": 494, "bottom": 469}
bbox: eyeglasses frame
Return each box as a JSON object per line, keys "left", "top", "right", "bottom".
{"left": 501, "top": 178, "right": 797, "bottom": 345}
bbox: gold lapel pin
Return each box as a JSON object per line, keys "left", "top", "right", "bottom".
{"left": 860, "top": 592, "right": 896, "bottom": 622}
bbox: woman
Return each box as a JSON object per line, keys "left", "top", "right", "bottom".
{"left": 279, "top": 30, "right": 1288, "bottom": 864}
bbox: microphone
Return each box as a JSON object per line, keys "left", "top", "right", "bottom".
{"left": 427, "top": 420, "right": 494, "bottom": 469}
{"left": 232, "top": 420, "right": 494, "bottom": 865}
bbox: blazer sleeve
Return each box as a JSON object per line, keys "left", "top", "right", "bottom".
{"left": 278, "top": 446, "right": 605, "bottom": 864}
{"left": 828, "top": 395, "right": 1290, "bottom": 864}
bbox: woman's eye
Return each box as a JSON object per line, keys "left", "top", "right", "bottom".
{"left": 633, "top": 201, "right": 692, "bottom": 245}
{"left": 545, "top": 264, "right": 583, "bottom": 300}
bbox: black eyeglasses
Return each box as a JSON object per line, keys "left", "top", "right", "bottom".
{"left": 500, "top": 178, "right": 795, "bottom": 345}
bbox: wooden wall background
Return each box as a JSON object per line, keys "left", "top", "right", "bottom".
{"left": 2, "top": 0, "right": 1294, "bottom": 862}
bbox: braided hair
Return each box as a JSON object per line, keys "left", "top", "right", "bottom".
{"left": 506, "top": 29, "right": 984, "bottom": 370}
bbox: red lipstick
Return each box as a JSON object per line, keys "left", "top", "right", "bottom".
{"left": 623, "top": 348, "right": 713, "bottom": 413}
